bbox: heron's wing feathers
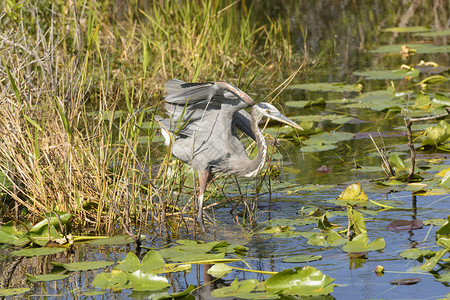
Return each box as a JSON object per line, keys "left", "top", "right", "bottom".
{"left": 165, "top": 80, "right": 216, "bottom": 104}
{"left": 232, "top": 110, "right": 256, "bottom": 141}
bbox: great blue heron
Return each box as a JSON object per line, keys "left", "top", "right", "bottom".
{"left": 156, "top": 79, "right": 302, "bottom": 230}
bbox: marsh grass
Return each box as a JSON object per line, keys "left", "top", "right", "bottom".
{"left": 0, "top": 0, "right": 306, "bottom": 237}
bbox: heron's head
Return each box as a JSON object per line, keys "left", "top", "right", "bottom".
{"left": 255, "top": 102, "right": 303, "bottom": 130}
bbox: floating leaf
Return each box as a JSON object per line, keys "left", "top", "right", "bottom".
{"left": 342, "top": 234, "right": 386, "bottom": 253}
{"left": 436, "top": 272, "right": 450, "bottom": 282}
{"left": 387, "top": 220, "right": 423, "bottom": 231}
{"left": 354, "top": 68, "right": 419, "bottom": 80}
{"left": 90, "top": 235, "right": 134, "bottom": 245}
{"left": 91, "top": 270, "right": 129, "bottom": 289}
{"left": 282, "top": 254, "right": 322, "bottom": 263}
{"left": 207, "top": 263, "right": 233, "bottom": 278}
{"left": 413, "top": 29, "right": 450, "bottom": 37}
{"left": 82, "top": 291, "right": 106, "bottom": 296}
{"left": 436, "top": 216, "right": 450, "bottom": 236}
{"left": 289, "top": 82, "right": 362, "bottom": 92}
{"left": 0, "top": 288, "right": 30, "bottom": 297}
{"left": 12, "top": 247, "right": 66, "bottom": 257}
{"left": 337, "top": 183, "right": 368, "bottom": 201}
{"left": 285, "top": 98, "right": 326, "bottom": 108}
{"left": 399, "top": 249, "right": 436, "bottom": 261}
{"left": 419, "top": 248, "right": 447, "bottom": 271}
{"left": 383, "top": 26, "right": 430, "bottom": 33}
{"left": 211, "top": 278, "right": 276, "bottom": 299}
{"left": 265, "top": 266, "right": 336, "bottom": 296}
{"left": 371, "top": 44, "right": 450, "bottom": 54}
{"left": 346, "top": 205, "right": 367, "bottom": 235}
{"left": 127, "top": 270, "right": 170, "bottom": 291}
{"left": 26, "top": 273, "right": 70, "bottom": 282}
{"left": 58, "top": 260, "right": 114, "bottom": 272}
{"left": 389, "top": 278, "right": 421, "bottom": 285}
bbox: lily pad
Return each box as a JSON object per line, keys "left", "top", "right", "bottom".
{"left": 89, "top": 235, "right": 135, "bottom": 245}
{"left": 282, "top": 254, "right": 322, "bottom": 263}
{"left": 127, "top": 270, "right": 170, "bottom": 291}
{"left": 265, "top": 266, "right": 336, "bottom": 296}
{"left": 353, "top": 68, "right": 419, "bottom": 80}
{"left": 337, "top": 183, "right": 369, "bottom": 201}
{"left": 207, "top": 263, "right": 233, "bottom": 278}
{"left": 399, "top": 249, "right": 436, "bottom": 261}
{"left": 211, "top": 278, "right": 276, "bottom": 299}
{"left": 289, "top": 82, "right": 362, "bottom": 92}
{"left": 413, "top": 29, "right": 450, "bottom": 37}
{"left": 12, "top": 247, "right": 66, "bottom": 257}
{"left": 0, "top": 288, "right": 31, "bottom": 297}
{"left": 383, "top": 26, "right": 430, "bottom": 33}
{"left": 371, "top": 44, "right": 450, "bottom": 54}
{"left": 91, "top": 270, "right": 129, "bottom": 289}
{"left": 26, "top": 273, "right": 70, "bottom": 282}
{"left": 342, "top": 234, "right": 386, "bottom": 253}
{"left": 56, "top": 260, "right": 114, "bottom": 272}
{"left": 115, "top": 251, "right": 165, "bottom": 273}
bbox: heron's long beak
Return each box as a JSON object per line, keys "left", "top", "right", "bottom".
{"left": 269, "top": 112, "right": 303, "bottom": 130}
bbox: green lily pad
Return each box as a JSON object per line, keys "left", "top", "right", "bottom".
{"left": 12, "top": 247, "right": 66, "bottom": 257}
{"left": 211, "top": 278, "right": 277, "bottom": 299}
{"left": 383, "top": 26, "right": 430, "bottom": 33}
{"left": 207, "top": 263, "right": 233, "bottom": 278}
{"left": 82, "top": 290, "right": 106, "bottom": 296}
{"left": 282, "top": 254, "right": 322, "bottom": 263}
{"left": 372, "top": 44, "right": 450, "bottom": 54}
{"left": 436, "top": 272, "right": 450, "bottom": 282}
{"left": 337, "top": 183, "right": 369, "bottom": 201}
{"left": 413, "top": 29, "right": 450, "bottom": 37}
{"left": 353, "top": 68, "right": 419, "bottom": 80}
{"left": 26, "top": 273, "right": 70, "bottom": 282}
{"left": 0, "top": 221, "right": 27, "bottom": 245}
{"left": 420, "top": 248, "right": 447, "bottom": 271}
{"left": 0, "top": 287, "right": 31, "bottom": 297}
{"left": 127, "top": 270, "right": 170, "bottom": 291}
{"left": 91, "top": 270, "right": 129, "bottom": 289}
{"left": 342, "top": 234, "right": 386, "bottom": 253}
{"left": 289, "top": 82, "right": 362, "bottom": 92}
{"left": 399, "top": 249, "right": 436, "bottom": 261}
{"left": 265, "top": 266, "right": 336, "bottom": 296}
{"left": 90, "top": 235, "right": 135, "bottom": 245}
{"left": 115, "top": 251, "right": 165, "bottom": 273}
{"left": 56, "top": 260, "right": 114, "bottom": 272}
{"left": 285, "top": 98, "right": 326, "bottom": 108}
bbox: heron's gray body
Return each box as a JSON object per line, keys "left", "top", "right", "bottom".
{"left": 158, "top": 79, "right": 260, "bottom": 176}
{"left": 156, "top": 79, "right": 302, "bottom": 231}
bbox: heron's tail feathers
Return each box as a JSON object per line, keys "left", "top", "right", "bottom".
{"left": 164, "top": 79, "right": 186, "bottom": 94}
{"left": 154, "top": 115, "right": 174, "bottom": 146}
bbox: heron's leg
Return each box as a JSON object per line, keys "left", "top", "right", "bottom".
{"left": 197, "top": 170, "right": 211, "bottom": 231}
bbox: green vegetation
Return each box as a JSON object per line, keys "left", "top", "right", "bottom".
{"left": 0, "top": 0, "right": 303, "bottom": 234}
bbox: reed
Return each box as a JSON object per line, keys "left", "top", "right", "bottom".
{"left": 0, "top": 0, "right": 306, "bottom": 235}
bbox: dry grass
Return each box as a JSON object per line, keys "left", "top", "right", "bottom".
{"left": 0, "top": 0, "right": 306, "bottom": 236}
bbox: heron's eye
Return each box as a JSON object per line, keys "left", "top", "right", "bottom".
{"left": 266, "top": 110, "right": 271, "bottom": 114}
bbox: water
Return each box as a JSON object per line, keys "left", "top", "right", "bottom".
{"left": 1, "top": 1, "right": 449, "bottom": 299}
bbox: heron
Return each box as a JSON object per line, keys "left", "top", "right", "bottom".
{"left": 156, "top": 79, "right": 302, "bottom": 231}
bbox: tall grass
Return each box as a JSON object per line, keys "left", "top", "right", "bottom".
{"left": 0, "top": 0, "right": 306, "bottom": 236}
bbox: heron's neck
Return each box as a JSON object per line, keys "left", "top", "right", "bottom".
{"left": 244, "top": 107, "right": 267, "bottom": 177}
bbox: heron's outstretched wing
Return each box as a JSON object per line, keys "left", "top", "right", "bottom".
{"left": 161, "top": 79, "right": 254, "bottom": 138}
{"left": 232, "top": 110, "right": 256, "bottom": 141}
